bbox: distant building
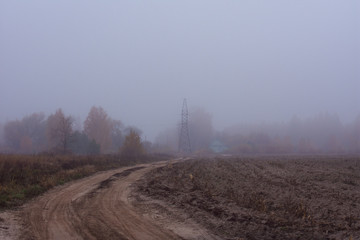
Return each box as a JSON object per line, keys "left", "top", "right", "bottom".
{"left": 209, "top": 140, "right": 228, "bottom": 153}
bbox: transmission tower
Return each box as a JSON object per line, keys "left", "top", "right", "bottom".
{"left": 178, "top": 98, "right": 191, "bottom": 154}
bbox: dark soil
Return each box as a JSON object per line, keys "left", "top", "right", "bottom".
{"left": 134, "top": 156, "right": 360, "bottom": 240}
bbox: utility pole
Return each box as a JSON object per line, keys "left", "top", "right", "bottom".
{"left": 178, "top": 98, "right": 191, "bottom": 154}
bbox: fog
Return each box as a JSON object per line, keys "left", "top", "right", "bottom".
{"left": 1, "top": 1, "right": 359, "bottom": 144}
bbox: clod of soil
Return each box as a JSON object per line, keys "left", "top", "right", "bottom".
{"left": 134, "top": 156, "right": 360, "bottom": 240}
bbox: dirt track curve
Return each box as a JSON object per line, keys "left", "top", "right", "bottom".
{"left": 1, "top": 160, "right": 218, "bottom": 240}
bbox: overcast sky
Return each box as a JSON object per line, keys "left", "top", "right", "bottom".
{"left": 1, "top": 1, "right": 359, "bottom": 140}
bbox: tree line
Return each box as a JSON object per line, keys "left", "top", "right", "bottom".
{"left": 154, "top": 110, "right": 360, "bottom": 155}
{"left": 0, "top": 106, "right": 145, "bottom": 157}
{"left": 219, "top": 113, "right": 360, "bottom": 154}
{"left": 2, "top": 107, "right": 359, "bottom": 155}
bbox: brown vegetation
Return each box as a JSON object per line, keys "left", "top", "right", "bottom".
{"left": 120, "top": 129, "right": 145, "bottom": 160}
{"left": 0, "top": 106, "right": 127, "bottom": 155}
{"left": 0, "top": 153, "right": 169, "bottom": 209}
{"left": 46, "top": 108, "right": 73, "bottom": 153}
{"left": 84, "top": 106, "right": 113, "bottom": 153}
{"left": 136, "top": 156, "right": 360, "bottom": 239}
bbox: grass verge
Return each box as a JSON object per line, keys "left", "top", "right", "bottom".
{"left": 0, "top": 153, "right": 170, "bottom": 209}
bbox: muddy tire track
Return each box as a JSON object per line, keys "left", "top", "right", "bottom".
{"left": 18, "top": 162, "right": 183, "bottom": 240}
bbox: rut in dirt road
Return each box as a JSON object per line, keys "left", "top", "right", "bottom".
{"left": 20, "top": 162, "right": 181, "bottom": 240}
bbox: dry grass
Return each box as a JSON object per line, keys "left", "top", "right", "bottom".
{"left": 0, "top": 153, "right": 169, "bottom": 209}
{"left": 137, "top": 156, "right": 360, "bottom": 239}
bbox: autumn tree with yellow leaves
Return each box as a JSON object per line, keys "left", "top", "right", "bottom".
{"left": 120, "top": 129, "right": 145, "bottom": 160}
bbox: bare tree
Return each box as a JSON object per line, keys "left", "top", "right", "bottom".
{"left": 47, "top": 109, "right": 73, "bottom": 154}
{"left": 3, "top": 113, "right": 47, "bottom": 153}
{"left": 110, "top": 119, "right": 124, "bottom": 152}
{"left": 4, "top": 120, "right": 23, "bottom": 151}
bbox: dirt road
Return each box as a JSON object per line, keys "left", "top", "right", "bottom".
{"left": 0, "top": 160, "right": 218, "bottom": 240}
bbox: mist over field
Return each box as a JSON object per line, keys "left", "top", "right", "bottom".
{"left": 1, "top": 1, "right": 359, "bottom": 154}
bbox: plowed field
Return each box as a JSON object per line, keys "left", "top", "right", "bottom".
{"left": 135, "top": 156, "right": 360, "bottom": 240}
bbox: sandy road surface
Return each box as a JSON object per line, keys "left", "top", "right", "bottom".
{"left": 1, "top": 160, "right": 218, "bottom": 240}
